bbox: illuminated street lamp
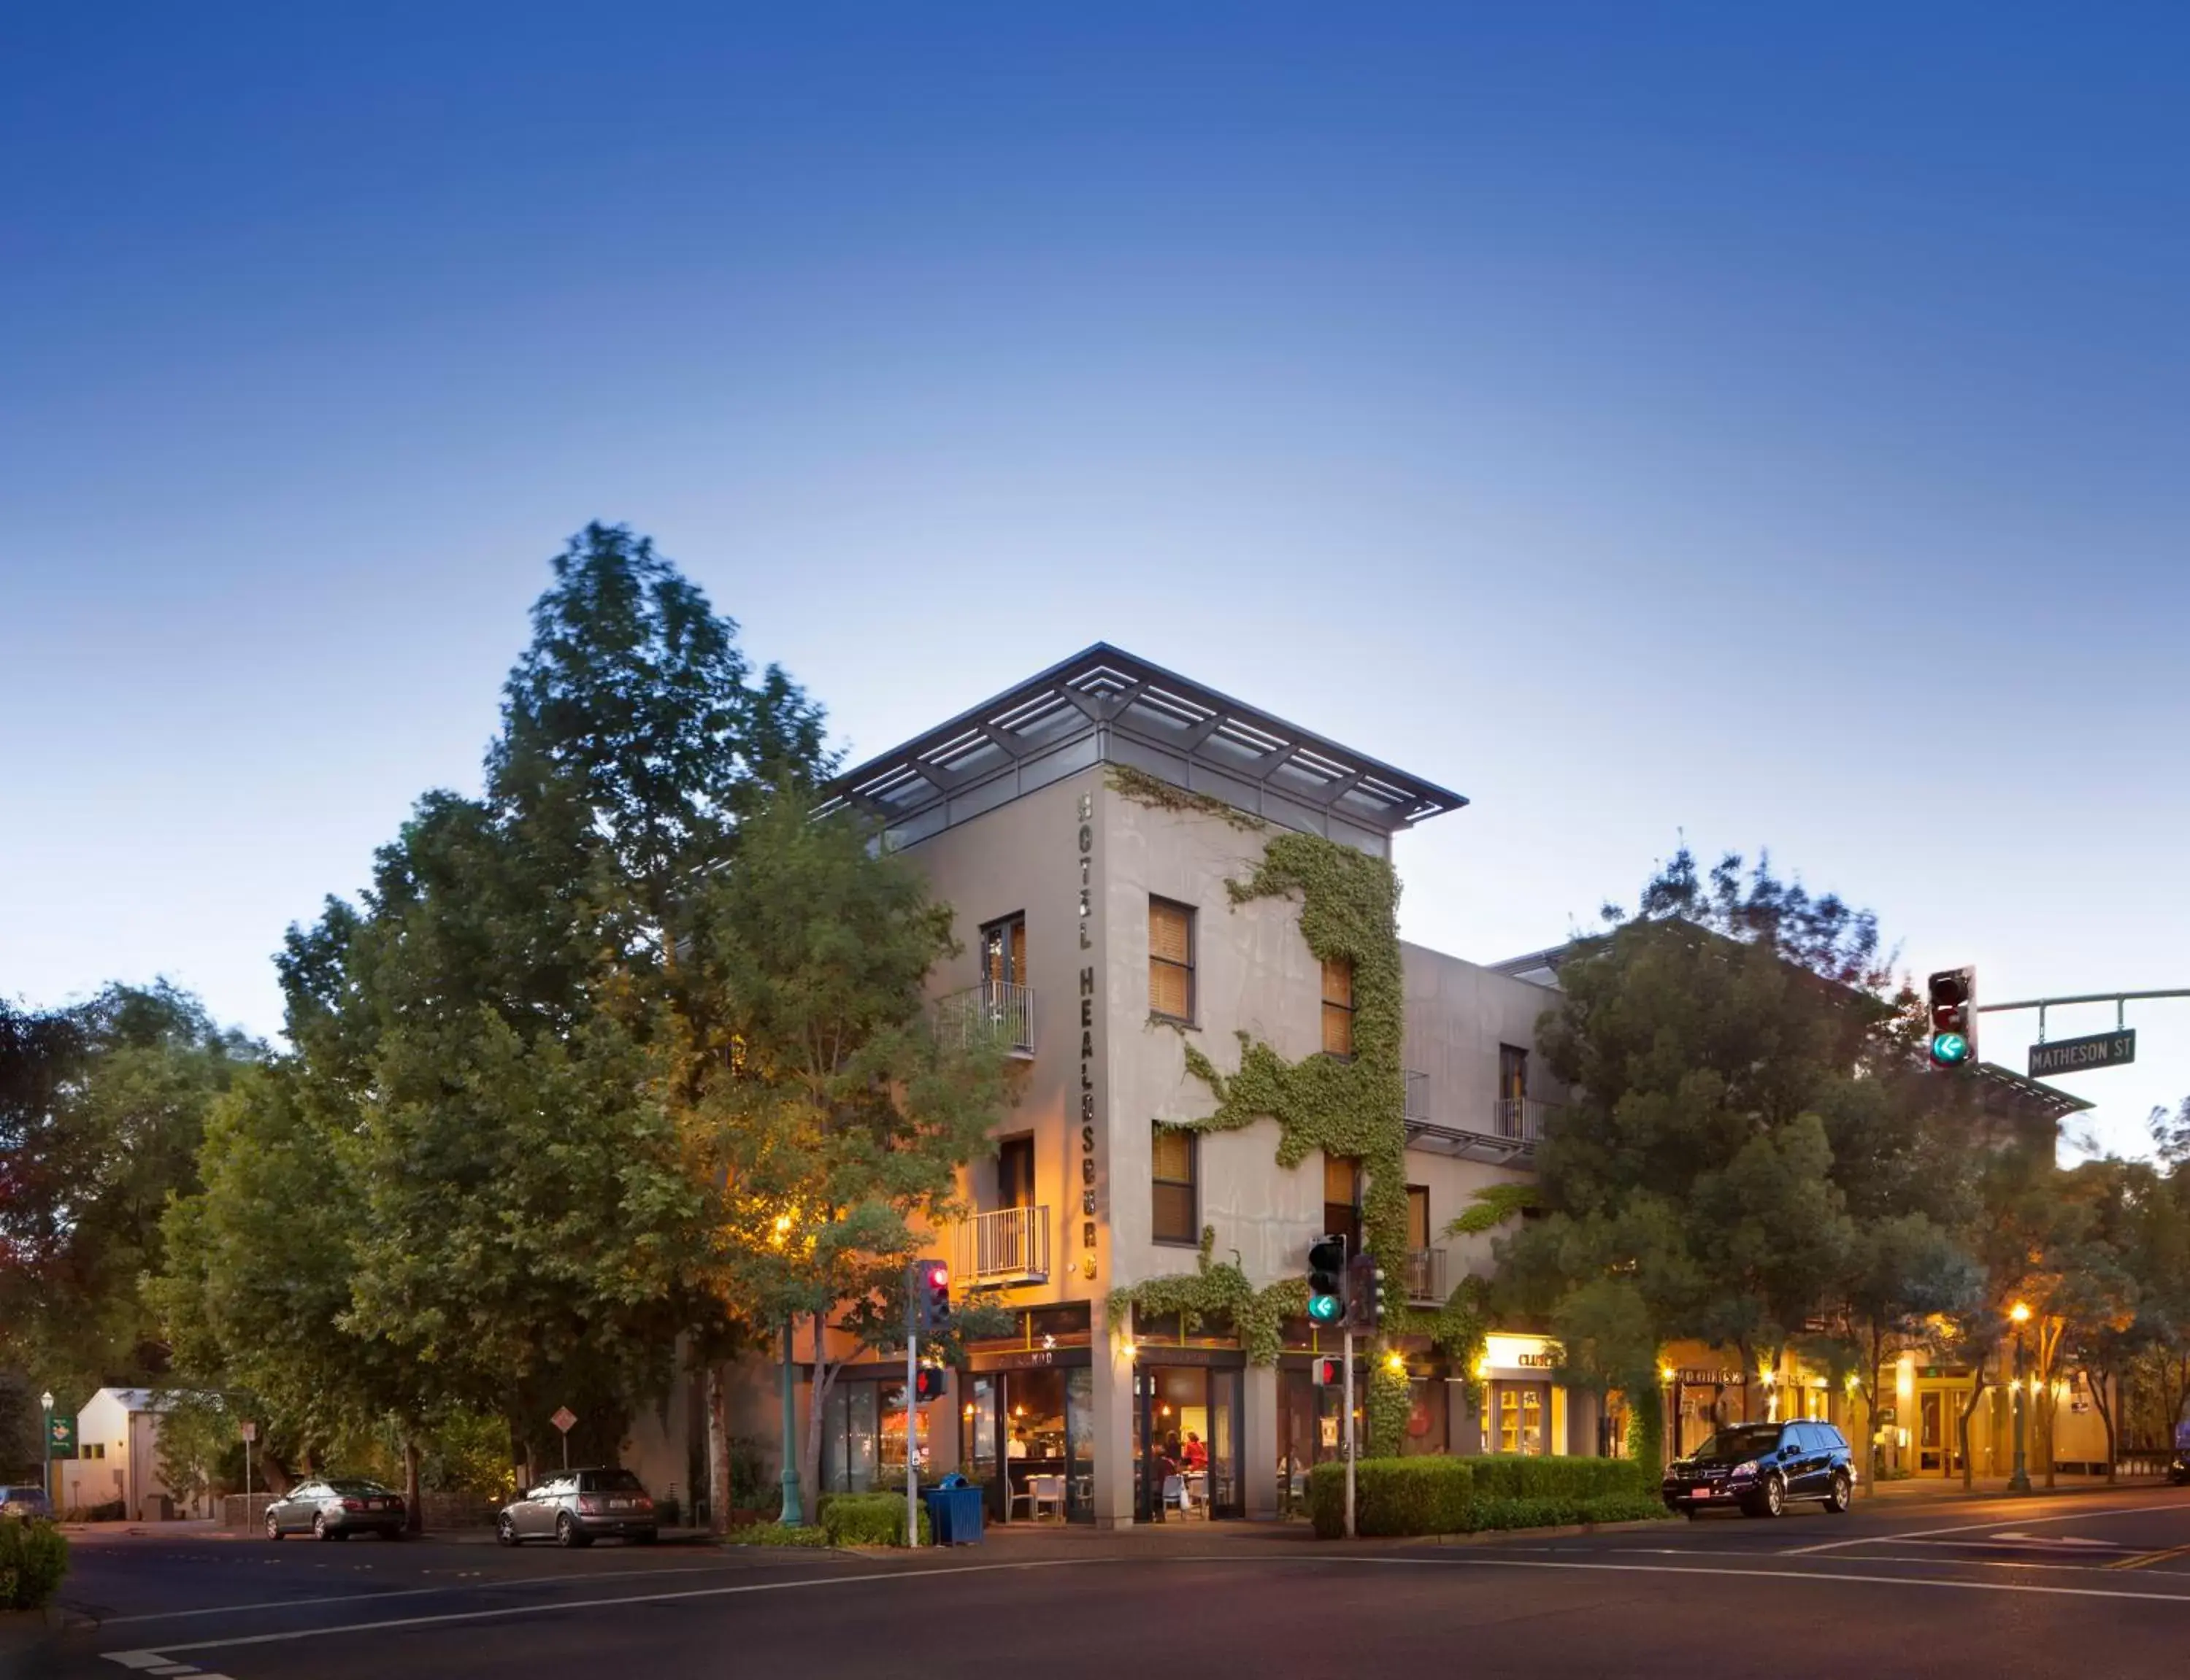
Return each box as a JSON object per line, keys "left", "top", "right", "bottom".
{"left": 39, "top": 1392, "right": 54, "bottom": 1511}
{"left": 2008, "top": 1303, "right": 2033, "bottom": 1495}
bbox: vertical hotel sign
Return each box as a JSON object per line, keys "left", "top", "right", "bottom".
{"left": 1077, "top": 790, "right": 1101, "bottom": 1279}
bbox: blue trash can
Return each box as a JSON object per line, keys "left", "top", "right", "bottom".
{"left": 923, "top": 1474, "right": 985, "bottom": 1546}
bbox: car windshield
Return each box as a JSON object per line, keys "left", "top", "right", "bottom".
{"left": 582, "top": 1469, "right": 647, "bottom": 1492}
{"left": 326, "top": 1479, "right": 390, "bottom": 1495}
{"left": 1693, "top": 1425, "right": 1783, "bottom": 1463}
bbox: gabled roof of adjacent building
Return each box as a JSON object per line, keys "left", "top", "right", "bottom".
{"left": 817, "top": 642, "right": 1467, "bottom": 852}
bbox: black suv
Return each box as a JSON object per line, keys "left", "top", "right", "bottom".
{"left": 1663, "top": 1421, "right": 1855, "bottom": 1518}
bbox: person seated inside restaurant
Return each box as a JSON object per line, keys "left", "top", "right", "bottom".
{"left": 1183, "top": 1431, "right": 1209, "bottom": 1471}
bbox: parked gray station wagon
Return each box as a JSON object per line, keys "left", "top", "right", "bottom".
{"left": 264, "top": 1477, "right": 407, "bottom": 1540}
{"left": 496, "top": 1467, "right": 658, "bottom": 1547}
{"left": 0, "top": 1485, "right": 53, "bottom": 1520}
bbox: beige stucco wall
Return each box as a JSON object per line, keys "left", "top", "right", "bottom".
{"left": 1102, "top": 790, "right": 1332, "bottom": 1293}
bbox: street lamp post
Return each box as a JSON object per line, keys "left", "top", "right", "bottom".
{"left": 2008, "top": 1303, "right": 2032, "bottom": 1495}
{"left": 778, "top": 1318, "right": 805, "bottom": 1526}
{"left": 39, "top": 1391, "right": 55, "bottom": 1511}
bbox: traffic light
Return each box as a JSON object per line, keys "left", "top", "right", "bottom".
{"left": 1310, "top": 1355, "right": 1343, "bottom": 1387}
{"left": 1928, "top": 968, "right": 1976, "bottom": 1068}
{"left": 1307, "top": 1235, "right": 1348, "bottom": 1325}
{"left": 913, "top": 1366, "right": 947, "bottom": 1403}
{"left": 914, "top": 1259, "right": 951, "bottom": 1332}
{"left": 1367, "top": 1263, "right": 1388, "bottom": 1330}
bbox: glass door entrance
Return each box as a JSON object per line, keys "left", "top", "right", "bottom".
{"left": 1134, "top": 1365, "right": 1243, "bottom": 1520}
{"left": 965, "top": 1366, "right": 1095, "bottom": 1523}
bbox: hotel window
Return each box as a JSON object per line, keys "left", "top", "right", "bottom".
{"left": 982, "top": 913, "right": 1028, "bottom": 987}
{"left": 998, "top": 1135, "right": 1035, "bottom": 1210}
{"left": 1498, "top": 1044, "right": 1529, "bottom": 1103}
{"left": 1151, "top": 1124, "right": 1199, "bottom": 1246}
{"left": 1321, "top": 957, "right": 1355, "bottom": 1057}
{"left": 1407, "top": 1185, "right": 1431, "bottom": 1251}
{"left": 1323, "top": 1154, "right": 1361, "bottom": 1253}
{"left": 1149, "top": 898, "right": 1195, "bottom": 1022}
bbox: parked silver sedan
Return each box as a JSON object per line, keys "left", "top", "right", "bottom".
{"left": 264, "top": 1477, "right": 406, "bottom": 1540}
{"left": 496, "top": 1466, "right": 657, "bottom": 1547}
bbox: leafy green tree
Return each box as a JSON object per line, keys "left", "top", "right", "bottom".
{"left": 676, "top": 793, "right": 1012, "bottom": 1513}
{"left": 1496, "top": 848, "right": 1929, "bottom": 1437}
{"left": 0, "top": 984, "right": 258, "bottom": 1401}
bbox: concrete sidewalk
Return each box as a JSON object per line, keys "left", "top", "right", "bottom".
{"left": 1856, "top": 1471, "right": 2176, "bottom": 1505}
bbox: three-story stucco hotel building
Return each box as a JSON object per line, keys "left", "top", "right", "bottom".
{"left": 794, "top": 643, "right": 1590, "bottom": 1527}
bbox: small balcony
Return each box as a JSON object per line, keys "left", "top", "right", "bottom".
{"left": 1404, "top": 1245, "right": 1448, "bottom": 1305}
{"left": 935, "top": 979, "right": 1037, "bottom": 1059}
{"left": 1493, "top": 1098, "right": 1554, "bottom": 1145}
{"left": 956, "top": 1204, "right": 1051, "bottom": 1285}
{"left": 1403, "top": 1069, "right": 1429, "bottom": 1124}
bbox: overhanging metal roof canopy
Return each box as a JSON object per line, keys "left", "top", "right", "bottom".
{"left": 815, "top": 643, "right": 1467, "bottom": 853}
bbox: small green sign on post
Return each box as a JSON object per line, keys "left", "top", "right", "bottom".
{"left": 47, "top": 1417, "right": 76, "bottom": 1456}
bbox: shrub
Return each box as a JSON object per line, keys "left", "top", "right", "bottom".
{"left": 724, "top": 1522, "right": 829, "bottom": 1547}
{"left": 816, "top": 1492, "right": 931, "bottom": 1547}
{"left": 1308, "top": 1456, "right": 1667, "bottom": 1538}
{"left": 0, "top": 1517, "right": 69, "bottom": 1609}
{"left": 1465, "top": 1454, "right": 1653, "bottom": 1503}
{"left": 1307, "top": 1458, "right": 1472, "bottom": 1539}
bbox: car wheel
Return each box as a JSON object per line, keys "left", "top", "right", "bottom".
{"left": 1761, "top": 1474, "right": 1786, "bottom": 1517}
{"left": 1824, "top": 1470, "right": 1852, "bottom": 1514}
{"left": 313, "top": 1512, "right": 334, "bottom": 1541}
{"left": 496, "top": 1512, "right": 519, "bottom": 1547}
{"left": 556, "top": 1513, "right": 590, "bottom": 1549}
{"left": 266, "top": 1510, "right": 283, "bottom": 1541}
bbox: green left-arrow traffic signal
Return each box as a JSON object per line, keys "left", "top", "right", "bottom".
{"left": 1307, "top": 1235, "right": 1348, "bottom": 1324}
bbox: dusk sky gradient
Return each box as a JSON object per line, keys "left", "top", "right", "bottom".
{"left": 4, "top": 4, "right": 2185, "bottom": 1155}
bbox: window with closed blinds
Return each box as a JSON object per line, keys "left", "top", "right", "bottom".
{"left": 1321, "top": 957, "right": 1354, "bottom": 1057}
{"left": 1322, "top": 1154, "right": 1361, "bottom": 1252}
{"left": 1151, "top": 1124, "right": 1198, "bottom": 1244}
{"left": 1149, "top": 898, "right": 1195, "bottom": 1022}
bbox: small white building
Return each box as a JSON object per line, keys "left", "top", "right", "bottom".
{"left": 57, "top": 1389, "right": 185, "bottom": 1520}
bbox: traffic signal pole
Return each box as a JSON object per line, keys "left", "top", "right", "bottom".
{"left": 907, "top": 1326, "right": 920, "bottom": 1549}
{"left": 1342, "top": 1329, "right": 1356, "bottom": 1540}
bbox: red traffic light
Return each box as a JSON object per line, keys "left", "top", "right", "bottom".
{"left": 1310, "top": 1356, "right": 1343, "bottom": 1387}
{"left": 913, "top": 1367, "right": 947, "bottom": 1402}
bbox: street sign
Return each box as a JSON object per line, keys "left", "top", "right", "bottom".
{"left": 47, "top": 1418, "right": 74, "bottom": 1454}
{"left": 550, "top": 1406, "right": 577, "bottom": 1435}
{"left": 2029, "top": 1030, "right": 2136, "bottom": 1077}
{"left": 240, "top": 1420, "right": 257, "bottom": 1443}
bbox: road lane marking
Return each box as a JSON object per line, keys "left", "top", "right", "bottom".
{"left": 95, "top": 1561, "right": 778, "bottom": 1624}
{"left": 1783, "top": 1498, "right": 2190, "bottom": 1554}
{"left": 97, "top": 1546, "right": 2190, "bottom": 1668}
{"left": 100, "top": 1559, "right": 1095, "bottom": 1663}
{"left": 2111, "top": 1544, "right": 2190, "bottom": 1571}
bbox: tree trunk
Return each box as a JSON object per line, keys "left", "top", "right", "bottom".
{"left": 1865, "top": 1328, "right": 1887, "bottom": 1493}
{"left": 1956, "top": 1365, "right": 1989, "bottom": 1492}
{"left": 403, "top": 1436, "right": 423, "bottom": 1533}
{"left": 707, "top": 1362, "right": 732, "bottom": 1533}
{"left": 2089, "top": 1370, "right": 2118, "bottom": 1482}
{"left": 800, "top": 1314, "right": 835, "bottom": 1523}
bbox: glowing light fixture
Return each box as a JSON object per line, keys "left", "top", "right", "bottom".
{"left": 2010, "top": 1301, "right": 2032, "bottom": 1325}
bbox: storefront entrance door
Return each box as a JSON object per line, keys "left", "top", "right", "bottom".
{"left": 1134, "top": 1365, "right": 1243, "bottom": 1520}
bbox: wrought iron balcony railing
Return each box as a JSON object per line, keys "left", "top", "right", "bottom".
{"left": 934, "top": 979, "right": 1036, "bottom": 1058}
{"left": 956, "top": 1204, "right": 1051, "bottom": 1285}
{"left": 1405, "top": 1245, "right": 1448, "bottom": 1304}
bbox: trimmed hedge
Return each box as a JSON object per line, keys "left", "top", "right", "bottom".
{"left": 724, "top": 1522, "right": 829, "bottom": 1547}
{"left": 1308, "top": 1455, "right": 1664, "bottom": 1540}
{"left": 0, "top": 1518, "right": 69, "bottom": 1609}
{"left": 815, "top": 1492, "right": 932, "bottom": 1547}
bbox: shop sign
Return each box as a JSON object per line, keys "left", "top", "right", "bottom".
{"left": 1076, "top": 792, "right": 1102, "bottom": 1280}
{"left": 1674, "top": 1368, "right": 1744, "bottom": 1387}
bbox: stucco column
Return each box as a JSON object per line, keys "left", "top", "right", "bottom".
{"left": 1245, "top": 1363, "right": 1280, "bottom": 1519}
{"left": 1091, "top": 1300, "right": 1136, "bottom": 1527}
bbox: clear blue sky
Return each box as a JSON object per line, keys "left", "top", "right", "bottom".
{"left": 4, "top": 4, "right": 2184, "bottom": 1155}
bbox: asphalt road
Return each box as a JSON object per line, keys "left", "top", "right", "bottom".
{"left": 31, "top": 1488, "right": 2190, "bottom": 1679}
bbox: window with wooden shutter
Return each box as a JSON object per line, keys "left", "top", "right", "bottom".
{"left": 1321, "top": 957, "right": 1354, "bottom": 1057}
{"left": 1151, "top": 1124, "right": 1198, "bottom": 1245}
{"left": 1149, "top": 898, "right": 1195, "bottom": 1022}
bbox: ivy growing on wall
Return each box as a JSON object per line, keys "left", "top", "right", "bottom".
{"left": 1104, "top": 1228, "right": 1309, "bottom": 1367}
{"left": 1107, "top": 789, "right": 1494, "bottom": 1394}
